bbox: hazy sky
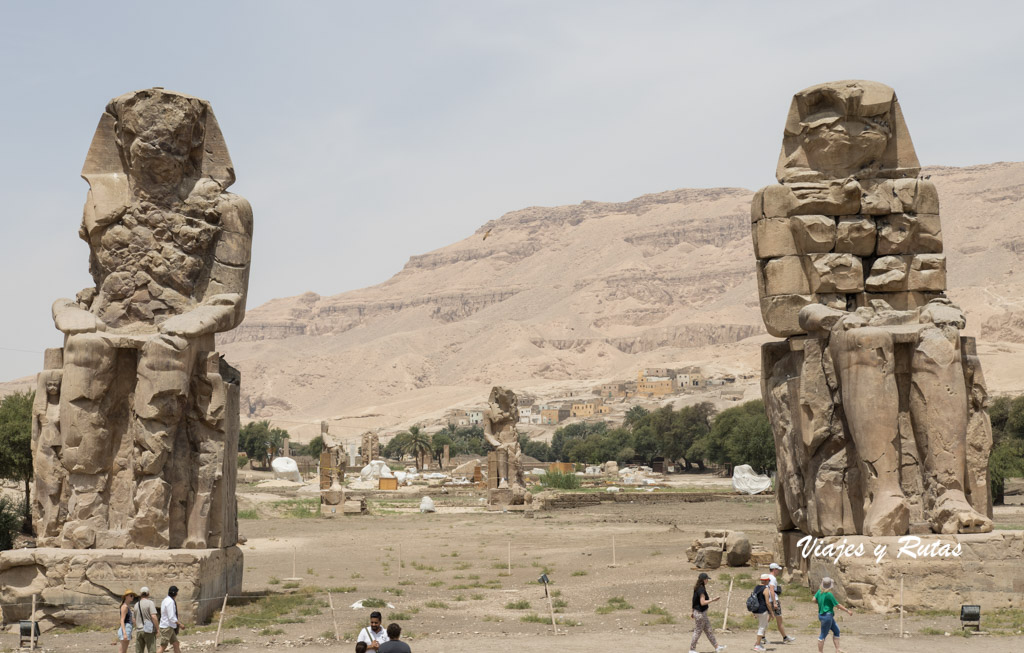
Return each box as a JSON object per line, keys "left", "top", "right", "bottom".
{"left": 1, "top": 1, "right": 1022, "bottom": 380}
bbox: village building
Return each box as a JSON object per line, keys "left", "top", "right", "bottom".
{"left": 595, "top": 382, "right": 627, "bottom": 398}
{"left": 637, "top": 367, "right": 675, "bottom": 383}
{"left": 540, "top": 404, "right": 571, "bottom": 425}
{"left": 637, "top": 376, "right": 675, "bottom": 396}
{"left": 446, "top": 409, "right": 471, "bottom": 427}
{"left": 570, "top": 398, "right": 604, "bottom": 418}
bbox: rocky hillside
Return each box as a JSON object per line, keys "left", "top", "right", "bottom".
{"left": 212, "top": 162, "right": 1024, "bottom": 441}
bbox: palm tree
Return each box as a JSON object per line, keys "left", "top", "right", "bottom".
{"left": 402, "top": 425, "right": 433, "bottom": 471}
{"left": 624, "top": 405, "right": 650, "bottom": 429}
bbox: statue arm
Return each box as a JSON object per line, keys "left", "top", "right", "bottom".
{"left": 482, "top": 409, "right": 502, "bottom": 448}
{"left": 159, "top": 194, "right": 252, "bottom": 338}
{"left": 797, "top": 303, "right": 847, "bottom": 333}
{"left": 52, "top": 298, "right": 105, "bottom": 335}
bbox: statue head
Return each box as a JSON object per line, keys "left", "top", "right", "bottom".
{"left": 110, "top": 90, "right": 206, "bottom": 198}
{"left": 80, "top": 88, "right": 236, "bottom": 238}
{"left": 40, "top": 369, "right": 62, "bottom": 397}
{"left": 776, "top": 80, "right": 919, "bottom": 183}
{"left": 487, "top": 386, "right": 519, "bottom": 417}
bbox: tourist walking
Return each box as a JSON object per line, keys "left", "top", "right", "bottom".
{"left": 689, "top": 572, "right": 726, "bottom": 653}
{"left": 134, "top": 586, "right": 159, "bottom": 653}
{"left": 117, "top": 589, "right": 137, "bottom": 653}
{"left": 814, "top": 577, "right": 852, "bottom": 653}
{"left": 356, "top": 611, "right": 389, "bottom": 650}
{"left": 157, "top": 586, "right": 185, "bottom": 653}
{"left": 751, "top": 573, "right": 775, "bottom": 652}
{"left": 378, "top": 623, "right": 412, "bottom": 653}
{"left": 767, "top": 563, "right": 795, "bottom": 644}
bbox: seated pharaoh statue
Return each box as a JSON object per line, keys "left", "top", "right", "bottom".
{"left": 754, "top": 80, "right": 993, "bottom": 537}
{"left": 36, "top": 88, "right": 251, "bottom": 550}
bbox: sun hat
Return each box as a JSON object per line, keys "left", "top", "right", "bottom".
{"left": 123, "top": 589, "right": 137, "bottom": 598}
{"left": 820, "top": 576, "right": 834, "bottom": 590}
{"left": 759, "top": 573, "right": 772, "bottom": 581}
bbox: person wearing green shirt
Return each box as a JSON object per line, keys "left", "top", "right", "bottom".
{"left": 813, "top": 577, "right": 852, "bottom": 652}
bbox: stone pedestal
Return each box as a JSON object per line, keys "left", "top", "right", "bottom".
{"left": 0, "top": 547, "right": 243, "bottom": 626}
{"left": 777, "top": 530, "right": 1024, "bottom": 612}
{"left": 488, "top": 488, "right": 513, "bottom": 507}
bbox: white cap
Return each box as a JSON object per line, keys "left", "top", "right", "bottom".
{"left": 769, "top": 563, "right": 782, "bottom": 571}
{"left": 139, "top": 586, "right": 149, "bottom": 595}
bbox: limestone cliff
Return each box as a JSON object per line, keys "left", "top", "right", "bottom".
{"left": 217, "top": 162, "right": 1024, "bottom": 438}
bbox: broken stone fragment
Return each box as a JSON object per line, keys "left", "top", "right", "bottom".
{"left": 835, "top": 216, "right": 877, "bottom": 255}
{"left": 761, "top": 256, "right": 810, "bottom": 295}
{"left": 866, "top": 256, "right": 909, "bottom": 292}
{"left": 860, "top": 178, "right": 900, "bottom": 215}
{"left": 808, "top": 253, "right": 864, "bottom": 293}
{"left": 907, "top": 254, "right": 946, "bottom": 291}
{"left": 753, "top": 218, "right": 798, "bottom": 258}
{"left": 790, "top": 215, "right": 836, "bottom": 253}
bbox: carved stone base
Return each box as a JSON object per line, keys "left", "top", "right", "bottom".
{"left": 776, "top": 530, "right": 1024, "bottom": 612}
{"left": 0, "top": 547, "right": 243, "bottom": 626}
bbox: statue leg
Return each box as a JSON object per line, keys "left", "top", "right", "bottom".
{"left": 910, "top": 327, "right": 992, "bottom": 534}
{"left": 184, "top": 360, "right": 226, "bottom": 549}
{"left": 831, "top": 327, "right": 909, "bottom": 536}
{"left": 131, "top": 334, "right": 193, "bottom": 548}
{"left": 59, "top": 333, "right": 117, "bottom": 547}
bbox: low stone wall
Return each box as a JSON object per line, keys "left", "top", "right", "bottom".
{"left": 0, "top": 546, "right": 243, "bottom": 626}
{"left": 538, "top": 491, "right": 773, "bottom": 510}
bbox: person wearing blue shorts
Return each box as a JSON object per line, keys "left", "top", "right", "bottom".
{"left": 117, "top": 589, "right": 137, "bottom": 653}
{"left": 813, "top": 577, "right": 852, "bottom": 652}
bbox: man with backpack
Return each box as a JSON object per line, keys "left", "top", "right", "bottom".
{"left": 747, "top": 574, "right": 776, "bottom": 652}
{"left": 134, "top": 587, "right": 159, "bottom": 653}
{"left": 767, "top": 563, "right": 795, "bottom": 644}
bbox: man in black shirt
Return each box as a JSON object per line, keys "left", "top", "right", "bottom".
{"left": 378, "top": 624, "right": 411, "bottom": 653}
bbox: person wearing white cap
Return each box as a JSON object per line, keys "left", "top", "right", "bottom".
{"left": 751, "top": 574, "right": 776, "bottom": 652}
{"left": 767, "top": 563, "right": 795, "bottom": 644}
{"left": 133, "top": 586, "right": 159, "bottom": 653}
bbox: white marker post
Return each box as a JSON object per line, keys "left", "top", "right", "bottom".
{"left": 214, "top": 594, "right": 228, "bottom": 649}
{"left": 722, "top": 579, "right": 734, "bottom": 630}
{"left": 284, "top": 546, "right": 302, "bottom": 582}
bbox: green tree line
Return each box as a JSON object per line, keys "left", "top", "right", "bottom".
{"left": 988, "top": 395, "right": 1024, "bottom": 504}
{"left": 533, "top": 400, "right": 776, "bottom": 474}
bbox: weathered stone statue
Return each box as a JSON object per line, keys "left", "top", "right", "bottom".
{"left": 483, "top": 386, "right": 527, "bottom": 503}
{"left": 754, "top": 81, "right": 993, "bottom": 538}
{"left": 1, "top": 88, "right": 247, "bottom": 626}
{"left": 361, "top": 431, "right": 380, "bottom": 465}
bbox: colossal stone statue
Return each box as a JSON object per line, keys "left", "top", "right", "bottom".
{"left": 754, "top": 81, "right": 993, "bottom": 538}
{"left": 2, "top": 88, "right": 248, "bottom": 627}
{"left": 483, "top": 386, "right": 527, "bottom": 503}
{"left": 38, "top": 87, "right": 251, "bottom": 550}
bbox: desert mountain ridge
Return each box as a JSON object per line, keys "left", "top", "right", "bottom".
{"left": 213, "top": 161, "right": 1024, "bottom": 442}
{"left": 5, "top": 162, "right": 1024, "bottom": 444}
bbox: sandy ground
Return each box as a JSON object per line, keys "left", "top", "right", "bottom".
{"left": 31, "top": 474, "right": 1024, "bottom": 653}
